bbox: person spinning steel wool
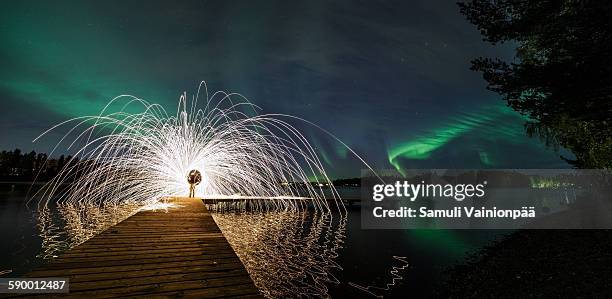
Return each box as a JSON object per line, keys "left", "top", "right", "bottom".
{"left": 187, "top": 169, "right": 202, "bottom": 198}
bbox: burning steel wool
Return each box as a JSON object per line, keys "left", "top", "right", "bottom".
{"left": 32, "top": 81, "right": 377, "bottom": 213}
{"left": 31, "top": 82, "right": 380, "bottom": 297}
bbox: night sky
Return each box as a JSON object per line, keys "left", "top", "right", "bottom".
{"left": 0, "top": 1, "right": 570, "bottom": 178}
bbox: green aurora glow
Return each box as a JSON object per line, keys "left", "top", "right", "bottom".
{"left": 387, "top": 104, "right": 536, "bottom": 171}
{"left": 0, "top": 2, "right": 569, "bottom": 174}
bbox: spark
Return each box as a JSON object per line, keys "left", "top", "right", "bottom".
{"left": 31, "top": 82, "right": 381, "bottom": 292}
{"left": 32, "top": 81, "right": 373, "bottom": 213}
{"left": 37, "top": 82, "right": 342, "bottom": 211}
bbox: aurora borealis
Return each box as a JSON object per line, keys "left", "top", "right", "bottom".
{"left": 386, "top": 104, "right": 569, "bottom": 172}
{"left": 0, "top": 1, "right": 570, "bottom": 177}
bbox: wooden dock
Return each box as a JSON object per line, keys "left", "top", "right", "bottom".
{"left": 19, "top": 198, "right": 262, "bottom": 298}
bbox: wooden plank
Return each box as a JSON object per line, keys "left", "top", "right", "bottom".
{"left": 25, "top": 260, "right": 247, "bottom": 277}
{"left": 17, "top": 197, "right": 262, "bottom": 298}
{"left": 39, "top": 266, "right": 248, "bottom": 284}
{"left": 62, "top": 245, "right": 234, "bottom": 257}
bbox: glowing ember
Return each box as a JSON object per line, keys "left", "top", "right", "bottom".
{"left": 32, "top": 82, "right": 378, "bottom": 213}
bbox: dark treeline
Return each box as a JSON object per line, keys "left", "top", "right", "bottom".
{"left": 438, "top": 2, "right": 612, "bottom": 297}
{"left": 459, "top": 0, "right": 612, "bottom": 168}
{"left": 331, "top": 177, "right": 360, "bottom": 187}
{"left": 0, "top": 149, "right": 76, "bottom": 182}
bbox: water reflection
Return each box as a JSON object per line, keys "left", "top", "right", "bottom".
{"left": 35, "top": 201, "right": 348, "bottom": 297}
{"left": 36, "top": 203, "right": 140, "bottom": 259}
{"left": 213, "top": 211, "right": 346, "bottom": 298}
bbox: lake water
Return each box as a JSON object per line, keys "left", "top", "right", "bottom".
{"left": 0, "top": 183, "right": 508, "bottom": 297}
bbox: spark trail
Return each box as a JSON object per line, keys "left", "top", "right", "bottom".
{"left": 31, "top": 82, "right": 383, "bottom": 296}
{"left": 33, "top": 82, "right": 354, "bottom": 213}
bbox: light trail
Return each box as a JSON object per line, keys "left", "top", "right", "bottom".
{"left": 31, "top": 81, "right": 368, "bottom": 213}
{"left": 31, "top": 82, "right": 383, "bottom": 296}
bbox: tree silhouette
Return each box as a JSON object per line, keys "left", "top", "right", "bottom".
{"left": 459, "top": 0, "right": 612, "bottom": 168}
{"left": 0, "top": 149, "right": 71, "bottom": 181}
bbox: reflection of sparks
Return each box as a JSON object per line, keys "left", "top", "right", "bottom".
{"left": 37, "top": 203, "right": 139, "bottom": 259}
{"left": 137, "top": 201, "right": 178, "bottom": 211}
{"left": 30, "top": 82, "right": 381, "bottom": 296}
{"left": 349, "top": 256, "right": 410, "bottom": 298}
{"left": 33, "top": 81, "right": 349, "bottom": 213}
{"left": 213, "top": 211, "right": 346, "bottom": 298}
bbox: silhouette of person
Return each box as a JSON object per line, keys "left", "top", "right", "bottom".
{"left": 189, "top": 183, "right": 195, "bottom": 198}
{"left": 187, "top": 169, "right": 202, "bottom": 198}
